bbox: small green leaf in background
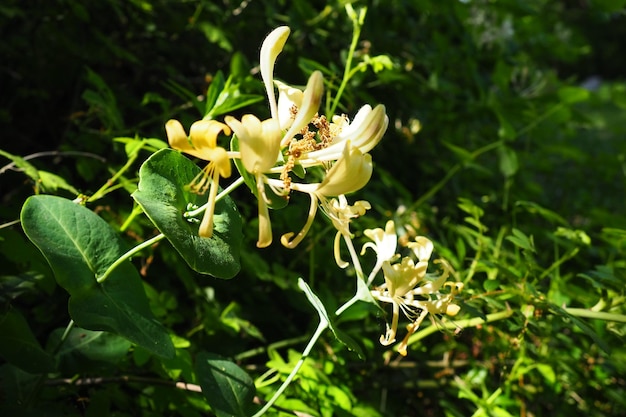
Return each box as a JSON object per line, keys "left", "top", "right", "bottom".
{"left": 47, "top": 327, "right": 131, "bottom": 374}
{"left": 558, "top": 86, "right": 590, "bottom": 104}
{"left": 21, "top": 195, "right": 174, "bottom": 358}
{"left": 196, "top": 351, "right": 256, "bottom": 417}
{"left": 506, "top": 228, "right": 536, "bottom": 253}
{"left": 498, "top": 145, "right": 519, "bottom": 178}
{"left": 0, "top": 307, "right": 56, "bottom": 373}
{"left": 132, "top": 148, "right": 243, "bottom": 278}
{"left": 0, "top": 149, "right": 41, "bottom": 184}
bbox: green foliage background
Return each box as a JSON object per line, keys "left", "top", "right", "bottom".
{"left": 2, "top": 0, "right": 626, "bottom": 416}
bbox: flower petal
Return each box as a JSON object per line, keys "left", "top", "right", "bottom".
{"left": 225, "top": 115, "right": 281, "bottom": 174}
{"left": 281, "top": 70, "right": 324, "bottom": 147}
{"left": 315, "top": 142, "right": 372, "bottom": 197}
{"left": 260, "top": 26, "right": 290, "bottom": 121}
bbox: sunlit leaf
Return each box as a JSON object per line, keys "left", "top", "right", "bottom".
{"left": 21, "top": 195, "right": 174, "bottom": 358}
{"left": 133, "top": 149, "right": 242, "bottom": 278}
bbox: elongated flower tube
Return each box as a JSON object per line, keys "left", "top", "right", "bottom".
{"left": 260, "top": 26, "right": 290, "bottom": 122}
{"left": 166, "top": 119, "right": 232, "bottom": 238}
{"left": 279, "top": 142, "right": 373, "bottom": 248}
{"left": 225, "top": 114, "right": 282, "bottom": 248}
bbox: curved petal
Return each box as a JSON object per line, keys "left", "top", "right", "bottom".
{"left": 280, "top": 71, "right": 324, "bottom": 147}
{"left": 260, "top": 26, "right": 290, "bottom": 121}
{"left": 275, "top": 80, "right": 304, "bottom": 130}
{"left": 225, "top": 115, "right": 281, "bottom": 174}
{"left": 166, "top": 119, "right": 191, "bottom": 151}
{"left": 315, "top": 142, "right": 372, "bottom": 197}
{"left": 304, "top": 104, "right": 388, "bottom": 162}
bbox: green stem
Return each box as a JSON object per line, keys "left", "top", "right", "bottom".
{"left": 233, "top": 335, "right": 310, "bottom": 362}
{"left": 252, "top": 321, "right": 328, "bottom": 417}
{"left": 88, "top": 151, "right": 139, "bottom": 203}
{"left": 412, "top": 140, "right": 503, "bottom": 209}
{"left": 184, "top": 176, "right": 244, "bottom": 218}
{"left": 539, "top": 248, "right": 579, "bottom": 280}
{"left": 328, "top": 5, "right": 366, "bottom": 116}
{"left": 120, "top": 204, "right": 144, "bottom": 232}
{"left": 406, "top": 309, "right": 514, "bottom": 347}
{"left": 564, "top": 308, "right": 626, "bottom": 323}
{"left": 56, "top": 320, "right": 76, "bottom": 353}
{"left": 97, "top": 233, "right": 165, "bottom": 283}
{"left": 334, "top": 232, "right": 368, "bottom": 316}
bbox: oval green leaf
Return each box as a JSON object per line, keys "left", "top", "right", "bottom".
{"left": 196, "top": 351, "right": 256, "bottom": 417}
{"left": 21, "top": 195, "right": 174, "bottom": 358}
{"left": 132, "top": 149, "right": 242, "bottom": 278}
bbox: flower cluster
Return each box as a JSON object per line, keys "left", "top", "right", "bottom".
{"left": 165, "top": 26, "right": 388, "bottom": 249}
{"left": 364, "top": 221, "right": 463, "bottom": 356}
{"left": 165, "top": 26, "right": 462, "bottom": 356}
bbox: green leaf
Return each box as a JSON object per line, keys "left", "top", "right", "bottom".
{"left": 208, "top": 94, "right": 264, "bottom": 119}
{"left": 506, "top": 228, "right": 535, "bottom": 252}
{"left": 196, "top": 351, "right": 256, "bottom": 417}
{"left": 38, "top": 170, "right": 79, "bottom": 195}
{"left": 205, "top": 70, "right": 226, "bottom": 116}
{"left": 298, "top": 278, "right": 364, "bottom": 358}
{"left": 48, "top": 327, "right": 131, "bottom": 373}
{"left": 20, "top": 195, "right": 174, "bottom": 358}
{"left": 514, "top": 201, "right": 569, "bottom": 226}
{"left": 0, "top": 307, "right": 56, "bottom": 373}
{"left": 498, "top": 145, "right": 518, "bottom": 178}
{"left": 132, "top": 149, "right": 242, "bottom": 278}
{"left": 0, "top": 149, "right": 40, "bottom": 183}
{"left": 549, "top": 304, "right": 611, "bottom": 354}
{"left": 558, "top": 86, "right": 590, "bottom": 104}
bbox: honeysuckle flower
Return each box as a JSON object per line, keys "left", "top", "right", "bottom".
{"left": 361, "top": 220, "right": 399, "bottom": 284}
{"left": 165, "top": 119, "right": 232, "bottom": 238}
{"left": 298, "top": 104, "right": 388, "bottom": 165}
{"left": 371, "top": 255, "right": 463, "bottom": 356}
{"left": 275, "top": 141, "right": 373, "bottom": 248}
{"left": 224, "top": 114, "right": 282, "bottom": 248}
{"left": 320, "top": 195, "right": 371, "bottom": 268}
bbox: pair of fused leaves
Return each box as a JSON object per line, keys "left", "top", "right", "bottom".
{"left": 20, "top": 149, "right": 243, "bottom": 358}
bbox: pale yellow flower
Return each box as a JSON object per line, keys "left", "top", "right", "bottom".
{"left": 361, "top": 220, "right": 399, "bottom": 284}
{"left": 371, "top": 239, "right": 463, "bottom": 355}
{"left": 165, "top": 119, "right": 231, "bottom": 238}
{"left": 224, "top": 115, "right": 282, "bottom": 248}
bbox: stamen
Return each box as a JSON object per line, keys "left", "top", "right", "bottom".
{"left": 188, "top": 163, "right": 216, "bottom": 194}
